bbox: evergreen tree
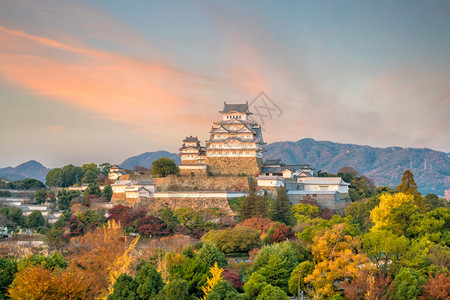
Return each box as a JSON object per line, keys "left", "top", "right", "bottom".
{"left": 396, "top": 170, "right": 424, "bottom": 209}
{"left": 135, "top": 262, "right": 164, "bottom": 299}
{"left": 26, "top": 211, "right": 46, "bottom": 229}
{"left": 83, "top": 183, "right": 102, "bottom": 197}
{"left": 240, "top": 178, "right": 267, "bottom": 220}
{"left": 102, "top": 185, "right": 113, "bottom": 201}
{"left": 206, "top": 280, "right": 244, "bottom": 300}
{"left": 108, "top": 274, "right": 138, "bottom": 300}
{"left": 270, "top": 186, "right": 295, "bottom": 226}
{"left": 155, "top": 278, "right": 190, "bottom": 300}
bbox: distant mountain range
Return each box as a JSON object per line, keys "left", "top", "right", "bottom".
{"left": 1, "top": 139, "right": 448, "bottom": 195}
{"left": 0, "top": 160, "right": 50, "bottom": 183}
{"left": 120, "top": 150, "right": 181, "bottom": 170}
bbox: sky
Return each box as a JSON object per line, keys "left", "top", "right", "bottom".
{"left": 0, "top": 0, "right": 449, "bottom": 168}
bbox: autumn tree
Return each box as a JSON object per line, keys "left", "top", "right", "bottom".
{"left": 66, "top": 220, "right": 139, "bottom": 299}
{"left": 201, "top": 262, "right": 224, "bottom": 299}
{"left": 202, "top": 226, "right": 261, "bottom": 254}
{"left": 151, "top": 157, "right": 179, "bottom": 177}
{"left": 270, "top": 186, "right": 295, "bottom": 226}
{"left": 305, "top": 223, "right": 372, "bottom": 298}
{"left": 370, "top": 192, "right": 416, "bottom": 231}
{"left": 419, "top": 273, "right": 450, "bottom": 300}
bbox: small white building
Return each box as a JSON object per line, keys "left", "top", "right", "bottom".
{"left": 256, "top": 175, "right": 285, "bottom": 188}
{"left": 111, "top": 179, "right": 155, "bottom": 199}
{"left": 297, "top": 177, "right": 350, "bottom": 194}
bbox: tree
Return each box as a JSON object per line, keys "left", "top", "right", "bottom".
{"left": 240, "top": 218, "right": 275, "bottom": 235}
{"left": 66, "top": 220, "right": 139, "bottom": 299}
{"left": 197, "top": 242, "right": 228, "bottom": 268}
{"left": 61, "top": 164, "right": 84, "bottom": 187}
{"left": 151, "top": 157, "right": 179, "bottom": 177}
{"left": 107, "top": 274, "right": 138, "bottom": 300}
{"left": 0, "top": 258, "right": 17, "bottom": 298}
{"left": 397, "top": 170, "right": 423, "bottom": 209}
{"left": 205, "top": 280, "right": 244, "bottom": 300}
{"left": 57, "top": 189, "right": 81, "bottom": 211}
{"left": 26, "top": 211, "right": 45, "bottom": 229}
{"left": 240, "top": 179, "right": 267, "bottom": 220}
{"left": 174, "top": 207, "right": 204, "bottom": 231}
{"left": 81, "top": 163, "right": 99, "bottom": 184}
{"left": 244, "top": 273, "right": 268, "bottom": 300}
{"left": 168, "top": 258, "right": 209, "bottom": 298}
{"left": 263, "top": 223, "right": 295, "bottom": 244}
{"left": 202, "top": 226, "right": 261, "bottom": 254}
{"left": 257, "top": 255, "right": 293, "bottom": 293}
{"left": 34, "top": 189, "right": 47, "bottom": 204}
{"left": 305, "top": 223, "right": 372, "bottom": 298}
{"left": 291, "top": 203, "right": 321, "bottom": 223}
{"left": 420, "top": 273, "right": 450, "bottom": 300}
{"left": 270, "top": 186, "right": 295, "bottom": 226}
{"left": 155, "top": 278, "right": 190, "bottom": 300}
{"left": 288, "top": 261, "right": 314, "bottom": 296}
{"left": 256, "top": 284, "right": 289, "bottom": 300}
{"left": 392, "top": 267, "right": 426, "bottom": 300}
{"left": 46, "top": 168, "right": 63, "bottom": 187}
{"left": 397, "top": 170, "right": 420, "bottom": 196}
{"left": 102, "top": 185, "right": 113, "bottom": 201}
{"left": 136, "top": 215, "right": 170, "bottom": 237}
{"left": 135, "top": 262, "right": 164, "bottom": 299}
{"left": 362, "top": 230, "right": 409, "bottom": 273}
{"left": 370, "top": 193, "right": 416, "bottom": 231}
{"left": 99, "top": 163, "right": 112, "bottom": 177}
{"left": 201, "top": 262, "right": 224, "bottom": 299}
{"left": 423, "top": 193, "right": 446, "bottom": 211}
{"left": 337, "top": 166, "right": 360, "bottom": 184}
{"left": 83, "top": 183, "right": 102, "bottom": 197}
{"left": 158, "top": 207, "right": 179, "bottom": 230}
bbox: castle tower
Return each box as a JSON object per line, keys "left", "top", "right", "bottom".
{"left": 205, "top": 102, "right": 265, "bottom": 175}
{"left": 179, "top": 136, "right": 207, "bottom": 175}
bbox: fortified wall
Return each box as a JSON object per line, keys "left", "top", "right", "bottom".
{"left": 153, "top": 175, "right": 249, "bottom": 192}
{"left": 205, "top": 157, "right": 263, "bottom": 176}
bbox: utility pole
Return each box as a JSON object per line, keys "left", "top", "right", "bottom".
{"left": 298, "top": 270, "right": 303, "bottom": 300}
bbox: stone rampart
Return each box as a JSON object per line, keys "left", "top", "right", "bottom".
{"left": 154, "top": 175, "right": 249, "bottom": 192}
{"left": 206, "top": 157, "right": 262, "bottom": 176}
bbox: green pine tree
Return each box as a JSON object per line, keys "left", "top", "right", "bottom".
{"left": 240, "top": 178, "right": 267, "bottom": 220}
{"left": 270, "top": 186, "right": 295, "bottom": 226}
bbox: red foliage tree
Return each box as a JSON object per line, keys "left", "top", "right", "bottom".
{"left": 341, "top": 271, "right": 392, "bottom": 300}
{"left": 137, "top": 215, "right": 170, "bottom": 237}
{"left": 223, "top": 268, "right": 243, "bottom": 290}
{"left": 240, "top": 217, "right": 275, "bottom": 235}
{"left": 265, "top": 223, "right": 295, "bottom": 244}
{"left": 419, "top": 273, "right": 450, "bottom": 300}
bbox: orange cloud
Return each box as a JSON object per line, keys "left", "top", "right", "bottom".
{"left": 0, "top": 26, "right": 218, "bottom": 146}
{"left": 42, "top": 125, "right": 63, "bottom": 132}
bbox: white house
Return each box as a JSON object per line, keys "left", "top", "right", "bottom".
{"left": 297, "top": 177, "right": 350, "bottom": 194}
{"left": 256, "top": 175, "right": 285, "bottom": 188}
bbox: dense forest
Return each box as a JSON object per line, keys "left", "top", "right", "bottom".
{"left": 0, "top": 169, "right": 449, "bottom": 299}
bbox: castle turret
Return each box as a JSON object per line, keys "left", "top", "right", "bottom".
{"left": 179, "top": 136, "right": 207, "bottom": 175}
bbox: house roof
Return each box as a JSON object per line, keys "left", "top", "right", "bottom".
{"left": 136, "top": 179, "right": 155, "bottom": 185}
{"left": 219, "top": 102, "right": 251, "bottom": 114}
{"left": 261, "top": 165, "right": 313, "bottom": 174}
{"left": 265, "top": 159, "right": 282, "bottom": 165}
{"left": 183, "top": 136, "right": 199, "bottom": 142}
{"left": 257, "top": 175, "right": 283, "bottom": 180}
{"left": 300, "top": 177, "right": 349, "bottom": 185}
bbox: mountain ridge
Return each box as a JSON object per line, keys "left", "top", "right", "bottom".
{"left": 1, "top": 139, "right": 448, "bottom": 195}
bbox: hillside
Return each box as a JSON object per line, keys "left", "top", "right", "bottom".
{"left": 120, "top": 150, "right": 181, "bottom": 170}
{"left": 264, "top": 138, "right": 449, "bottom": 196}
{"left": 0, "top": 160, "right": 50, "bottom": 183}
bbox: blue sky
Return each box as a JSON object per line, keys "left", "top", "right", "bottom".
{"left": 0, "top": 0, "right": 449, "bottom": 168}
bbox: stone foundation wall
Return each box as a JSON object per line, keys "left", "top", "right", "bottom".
{"left": 154, "top": 175, "right": 249, "bottom": 192}
{"left": 206, "top": 157, "right": 262, "bottom": 176}
{"left": 147, "top": 197, "right": 233, "bottom": 214}
{"left": 179, "top": 168, "right": 207, "bottom": 176}
{"left": 288, "top": 193, "right": 348, "bottom": 210}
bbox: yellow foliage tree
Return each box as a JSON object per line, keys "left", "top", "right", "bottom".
{"left": 370, "top": 192, "right": 416, "bottom": 231}
{"left": 8, "top": 265, "right": 88, "bottom": 300}
{"left": 67, "top": 219, "right": 139, "bottom": 299}
{"left": 201, "top": 262, "right": 224, "bottom": 299}
{"left": 305, "top": 223, "right": 373, "bottom": 298}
